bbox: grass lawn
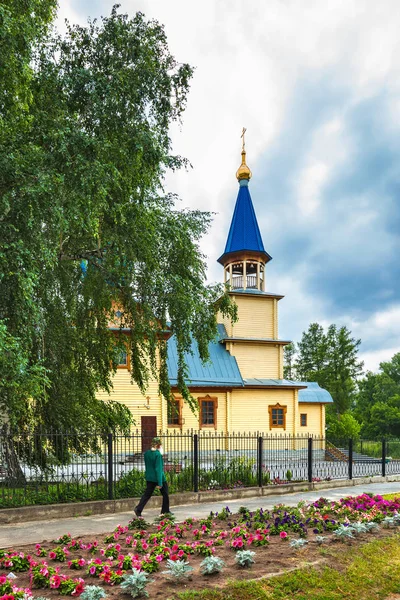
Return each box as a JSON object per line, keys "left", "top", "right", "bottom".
{"left": 175, "top": 534, "right": 400, "bottom": 600}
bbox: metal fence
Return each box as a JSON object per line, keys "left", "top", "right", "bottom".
{"left": 0, "top": 428, "right": 399, "bottom": 508}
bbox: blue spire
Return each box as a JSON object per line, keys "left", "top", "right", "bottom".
{"left": 218, "top": 179, "right": 272, "bottom": 264}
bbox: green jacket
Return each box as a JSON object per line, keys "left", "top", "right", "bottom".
{"left": 144, "top": 449, "right": 166, "bottom": 487}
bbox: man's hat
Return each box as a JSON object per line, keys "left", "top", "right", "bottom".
{"left": 151, "top": 436, "right": 162, "bottom": 446}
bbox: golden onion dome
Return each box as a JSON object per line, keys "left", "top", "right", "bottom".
{"left": 236, "top": 149, "right": 252, "bottom": 181}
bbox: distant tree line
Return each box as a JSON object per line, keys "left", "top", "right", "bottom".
{"left": 284, "top": 323, "right": 400, "bottom": 440}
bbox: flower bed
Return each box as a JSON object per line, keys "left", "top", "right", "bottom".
{"left": 0, "top": 493, "right": 399, "bottom": 599}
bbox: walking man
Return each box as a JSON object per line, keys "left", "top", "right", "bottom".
{"left": 134, "top": 436, "right": 171, "bottom": 517}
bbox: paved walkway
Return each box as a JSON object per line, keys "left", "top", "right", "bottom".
{"left": 1, "top": 481, "right": 400, "bottom": 548}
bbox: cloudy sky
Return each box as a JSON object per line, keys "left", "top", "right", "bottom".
{"left": 57, "top": 1, "right": 400, "bottom": 372}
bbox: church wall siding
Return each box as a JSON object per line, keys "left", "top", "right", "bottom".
{"left": 96, "top": 369, "right": 162, "bottom": 430}
{"left": 230, "top": 296, "right": 275, "bottom": 338}
{"left": 229, "top": 344, "right": 280, "bottom": 378}
{"left": 230, "top": 389, "right": 295, "bottom": 434}
{"left": 298, "top": 403, "right": 324, "bottom": 436}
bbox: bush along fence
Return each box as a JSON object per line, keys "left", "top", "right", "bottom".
{"left": 0, "top": 428, "right": 400, "bottom": 509}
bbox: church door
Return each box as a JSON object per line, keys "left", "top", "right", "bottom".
{"left": 141, "top": 416, "right": 157, "bottom": 453}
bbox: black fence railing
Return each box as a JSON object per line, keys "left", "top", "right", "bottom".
{"left": 0, "top": 428, "right": 399, "bottom": 509}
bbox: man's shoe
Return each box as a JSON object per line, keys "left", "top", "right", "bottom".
{"left": 134, "top": 508, "right": 141, "bottom": 518}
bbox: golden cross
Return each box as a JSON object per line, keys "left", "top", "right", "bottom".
{"left": 241, "top": 127, "right": 247, "bottom": 152}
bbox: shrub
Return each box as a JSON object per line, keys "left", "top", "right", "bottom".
{"left": 120, "top": 568, "right": 152, "bottom": 598}
{"left": 162, "top": 559, "right": 193, "bottom": 581}
{"left": 286, "top": 469, "right": 293, "bottom": 481}
{"left": 235, "top": 550, "right": 255, "bottom": 568}
{"left": 200, "top": 556, "right": 225, "bottom": 575}
{"left": 80, "top": 585, "right": 107, "bottom": 600}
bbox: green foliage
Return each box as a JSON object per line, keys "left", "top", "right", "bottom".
{"left": 235, "top": 549, "right": 255, "bottom": 568}
{"left": 283, "top": 343, "right": 297, "bottom": 380}
{"left": 120, "top": 568, "right": 151, "bottom": 598}
{"left": 200, "top": 556, "right": 225, "bottom": 575}
{"left": 326, "top": 411, "right": 361, "bottom": 440}
{"left": 0, "top": 3, "right": 236, "bottom": 450}
{"left": 293, "top": 323, "right": 363, "bottom": 415}
{"left": 162, "top": 558, "right": 193, "bottom": 581}
{"left": 80, "top": 586, "right": 107, "bottom": 600}
{"left": 355, "top": 354, "right": 400, "bottom": 438}
{"left": 285, "top": 469, "right": 292, "bottom": 481}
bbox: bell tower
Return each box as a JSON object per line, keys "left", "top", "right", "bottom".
{"left": 217, "top": 129, "right": 272, "bottom": 291}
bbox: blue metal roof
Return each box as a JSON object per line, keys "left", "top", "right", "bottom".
{"left": 167, "top": 324, "right": 244, "bottom": 388}
{"left": 218, "top": 180, "right": 272, "bottom": 264}
{"left": 296, "top": 382, "right": 334, "bottom": 404}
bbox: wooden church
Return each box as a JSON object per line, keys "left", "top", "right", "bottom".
{"left": 98, "top": 138, "right": 333, "bottom": 440}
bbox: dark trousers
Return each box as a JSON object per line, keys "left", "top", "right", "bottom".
{"left": 135, "top": 480, "right": 170, "bottom": 515}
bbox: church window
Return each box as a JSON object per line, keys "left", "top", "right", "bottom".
{"left": 117, "top": 350, "right": 130, "bottom": 369}
{"left": 199, "top": 397, "right": 218, "bottom": 428}
{"left": 300, "top": 413, "right": 307, "bottom": 427}
{"left": 168, "top": 399, "right": 182, "bottom": 427}
{"left": 268, "top": 404, "right": 287, "bottom": 430}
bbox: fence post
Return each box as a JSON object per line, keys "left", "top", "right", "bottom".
{"left": 257, "top": 436, "right": 263, "bottom": 487}
{"left": 193, "top": 434, "right": 199, "bottom": 493}
{"left": 382, "top": 439, "right": 386, "bottom": 478}
{"left": 308, "top": 437, "right": 313, "bottom": 483}
{"left": 107, "top": 433, "right": 114, "bottom": 500}
{"left": 348, "top": 438, "right": 353, "bottom": 480}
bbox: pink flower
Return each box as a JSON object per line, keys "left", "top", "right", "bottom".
{"left": 72, "top": 581, "right": 84, "bottom": 596}
{"left": 78, "top": 558, "right": 86, "bottom": 567}
{"left": 89, "top": 566, "right": 96, "bottom": 575}
{"left": 50, "top": 574, "right": 61, "bottom": 589}
{"left": 280, "top": 531, "right": 288, "bottom": 539}
{"left": 49, "top": 551, "right": 56, "bottom": 560}
{"left": 115, "top": 544, "right": 121, "bottom": 551}
{"left": 177, "top": 550, "right": 185, "bottom": 558}
{"left": 155, "top": 555, "right": 163, "bottom": 562}
{"left": 0, "top": 575, "right": 7, "bottom": 585}
{"left": 172, "top": 544, "right": 179, "bottom": 552}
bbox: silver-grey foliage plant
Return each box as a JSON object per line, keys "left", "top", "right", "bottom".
{"left": 334, "top": 525, "right": 355, "bottom": 540}
{"left": 235, "top": 550, "right": 256, "bottom": 568}
{"left": 289, "top": 539, "right": 308, "bottom": 549}
{"left": 120, "top": 568, "right": 152, "bottom": 598}
{"left": 80, "top": 586, "right": 108, "bottom": 600}
{"left": 200, "top": 556, "right": 225, "bottom": 575}
{"left": 162, "top": 558, "right": 193, "bottom": 581}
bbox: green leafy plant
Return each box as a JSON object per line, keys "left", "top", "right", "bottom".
{"left": 80, "top": 586, "right": 107, "bottom": 600}
{"left": 162, "top": 558, "right": 193, "bottom": 581}
{"left": 217, "top": 506, "right": 231, "bottom": 520}
{"left": 128, "top": 517, "right": 151, "bottom": 530}
{"left": 286, "top": 469, "right": 293, "bottom": 481}
{"left": 200, "top": 556, "right": 225, "bottom": 575}
{"left": 120, "top": 569, "right": 152, "bottom": 598}
{"left": 235, "top": 550, "right": 256, "bottom": 568}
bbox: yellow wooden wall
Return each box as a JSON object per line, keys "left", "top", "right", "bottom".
{"left": 229, "top": 388, "right": 296, "bottom": 434}
{"left": 228, "top": 343, "right": 281, "bottom": 378}
{"left": 298, "top": 403, "right": 324, "bottom": 437}
{"left": 97, "top": 368, "right": 163, "bottom": 429}
{"left": 219, "top": 295, "right": 277, "bottom": 339}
